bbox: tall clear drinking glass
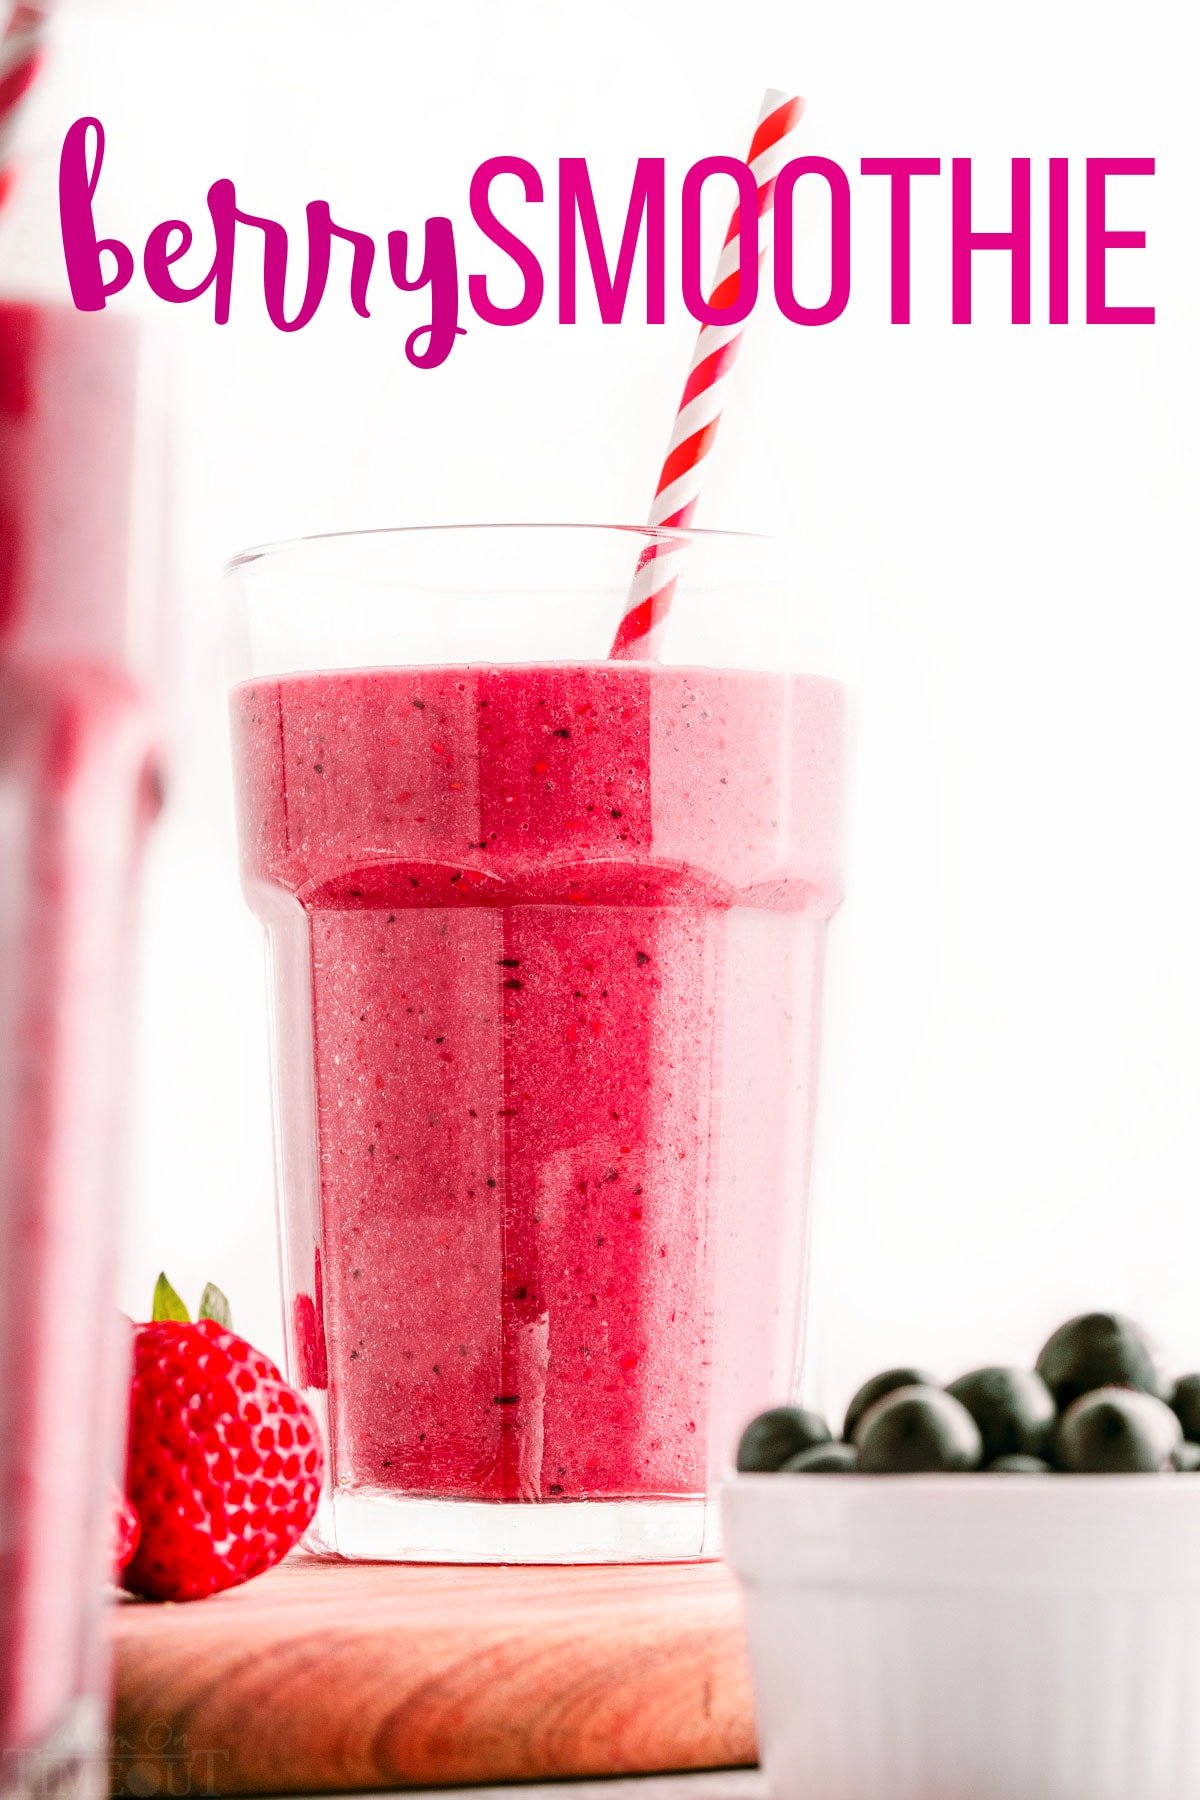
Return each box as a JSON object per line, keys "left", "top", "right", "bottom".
{"left": 0, "top": 303, "right": 162, "bottom": 1797}
{"left": 227, "top": 525, "right": 845, "bottom": 1562}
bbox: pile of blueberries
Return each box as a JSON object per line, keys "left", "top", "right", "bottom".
{"left": 737, "top": 1312, "right": 1200, "bottom": 1476}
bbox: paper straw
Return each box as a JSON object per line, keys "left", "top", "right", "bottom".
{"left": 609, "top": 88, "right": 805, "bottom": 661}
{"left": 0, "top": 3, "right": 52, "bottom": 211}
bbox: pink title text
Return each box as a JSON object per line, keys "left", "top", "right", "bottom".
{"left": 59, "top": 119, "right": 1156, "bottom": 370}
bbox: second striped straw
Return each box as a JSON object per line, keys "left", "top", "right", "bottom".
{"left": 610, "top": 87, "right": 805, "bottom": 660}
{"left": 0, "top": 2, "right": 52, "bottom": 212}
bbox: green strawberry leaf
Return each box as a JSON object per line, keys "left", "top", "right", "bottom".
{"left": 151, "top": 1272, "right": 190, "bottom": 1324}
{"left": 198, "top": 1281, "right": 232, "bottom": 1329}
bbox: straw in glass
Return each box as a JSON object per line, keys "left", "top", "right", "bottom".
{"left": 610, "top": 88, "right": 805, "bottom": 660}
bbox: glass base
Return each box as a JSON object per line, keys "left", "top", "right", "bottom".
{"left": 2, "top": 1700, "right": 106, "bottom": 1800}
{"left": 311, "top": 1489, "right": 722, "bottom": 1563}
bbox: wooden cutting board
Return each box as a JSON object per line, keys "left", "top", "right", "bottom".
{"left": 110, "top": 1556, "right": 758, "bottom": 1794}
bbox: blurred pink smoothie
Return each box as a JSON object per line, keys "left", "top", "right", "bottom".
{"left": 0, "top": 301, "right": 157, "bottom": 1758}
{"left": 233, "top": 662, "right": 842, "bottom": 1503}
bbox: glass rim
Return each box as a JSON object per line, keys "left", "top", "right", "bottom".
{"left": 226, "top": 521, "right": 779, "bottom": 577}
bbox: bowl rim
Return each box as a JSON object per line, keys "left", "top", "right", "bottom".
{"left": 720, "top": 1471, "right": 1200, "bottom": 1590}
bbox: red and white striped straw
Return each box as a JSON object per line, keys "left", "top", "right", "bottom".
{"left": 609, "top": 87, "right": 805, "bottom": 661}
{"left": 0, "top": 2, "right": 52, "bottom": 212}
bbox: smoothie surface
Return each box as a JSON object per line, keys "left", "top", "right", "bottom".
{"left": 233, "top": 661, "right": 843, "bottom": 910}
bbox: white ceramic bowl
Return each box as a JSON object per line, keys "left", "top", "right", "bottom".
{"left": 722, "top": 1473, "right": 1200, "bottom": 1800}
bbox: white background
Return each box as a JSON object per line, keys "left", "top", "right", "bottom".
{"left": 10, "top": 0, "right": 1199, "bottom": 1424}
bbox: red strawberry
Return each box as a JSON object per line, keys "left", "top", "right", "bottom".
{"left": 112, "top": 1485, "right": 140, "bottom": 1575}
{"left": 123, "top": 1275, "right": 323, "bottom": 1602}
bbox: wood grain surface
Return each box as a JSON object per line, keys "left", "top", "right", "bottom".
{"left": 110, "top": 1555, "right": 758, "bottom": 1794}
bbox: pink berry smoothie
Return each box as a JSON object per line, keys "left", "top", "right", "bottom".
{"left": 232, "top": 661, "right": 843, "bottom": 1515}
{"left": 0, "top": 301, "right": 158, "bottom": 1765}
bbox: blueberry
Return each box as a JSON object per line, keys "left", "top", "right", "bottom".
{"left": 1035, "top": 1312, "right": 1165, "bottom": 1412}
{"left": 946, "top": 1367, "right": 1056, "bottom": 1463}
{"left": 988, "top": 1454, "right": 1053, "bottom": 1473}
{"left": 857, "top": 1387, "right": 983, "bottom": 1473}
{"left": 736, "top": 1405, "right": 832, "bottom": 1472}
{"left": 781, "top": 1441, "right": 860, "bottom": 1473}
{"left": 1055, "top": 1386, "right": 1181, "bottom": 1473}
{"left": 844, "top": 1368, "right": 938, "bottom": 1444}
{"left": 1171, "top": 1374, "right": 1200, "bottom": 1442}
{"left": 1172, "top": 1441, "right": 1200, "bottom": 1473}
